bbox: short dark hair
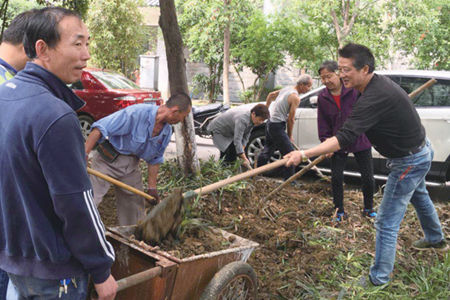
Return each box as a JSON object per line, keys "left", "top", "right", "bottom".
{"left": 2, "top": 9, "right": 37, "bottom": 45}
{"left": 338, "top": 43, "right": 375, "bottom": 73}
{"left": 318, "top": 60, "right": 338, "bottom": 75}
{"left": 251, "top": 103, "right": 270, "bottom": 119}
{"left": 23, "top": 7, "right": 80, "bottom": 59}
{"left": 166, "top": 92, "right": 192, "bottom": 112}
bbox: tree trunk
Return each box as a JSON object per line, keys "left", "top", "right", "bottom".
{"left": 233, "top": 64, "right": 245, "bottom": 92}
{"left": 159, "top": 0, "right": 199, "bottom": 175}
{"left": 209, "top": 65, "right": 215, "bottom": 103}
{"left": 0, "top": 0, "right": 9, "bottom": 41}
{"left": 222, "top": 0, "right": 231, "bottom": 106}
{"left": 255, "top": 73, "right": 270, "bottom": 102}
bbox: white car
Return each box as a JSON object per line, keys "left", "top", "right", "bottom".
{"left": 245, "top": 70, "right": 450, "bottom": 186}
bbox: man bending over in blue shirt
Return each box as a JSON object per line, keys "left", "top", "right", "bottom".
{"left": 85, "top": 93, "right": 192, "bottom": 226}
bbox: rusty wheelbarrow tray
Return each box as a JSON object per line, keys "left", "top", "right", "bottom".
{"left": 105, "top": 225, "right": 259, "bottom": 300}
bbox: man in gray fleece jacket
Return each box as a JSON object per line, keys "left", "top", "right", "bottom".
{"left": 207, "top": 103, "right": 269, "bottom": 169}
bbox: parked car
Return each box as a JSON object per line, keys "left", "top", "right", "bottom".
{"left": 244, "top": 70, "right": 450, "bottom": 185}
{"left": 70, "top": 68, "right": 163, "bottom": 139}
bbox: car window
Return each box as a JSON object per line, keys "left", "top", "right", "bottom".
{"left": 385, "top": 76, "right": 401, "bottom": 85}
{"left": 68, "top": 80, "right": 84, "bottom": 90}
{"left": 432, "top": 80, "right": 450, "bottom": 106}
{"left": 90, "top": 71, "right": 140, "bottom": 90}
{"left": 299, "top": 90, "right": 321, "bottom": 108}
{"left": 399, "top": 77, "right": 450, "bottom": 107}
{"left": 398, "top": 77, "right": 433, "bottom": 106}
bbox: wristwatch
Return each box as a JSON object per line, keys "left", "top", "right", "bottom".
{"left": 300, "top": 150, "right": 308, "bottom": 163}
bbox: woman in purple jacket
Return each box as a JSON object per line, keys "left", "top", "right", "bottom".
{"left": 317, "top": 60, "right": 376, "bottom": 221}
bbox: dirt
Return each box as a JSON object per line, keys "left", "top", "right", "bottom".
{"left": 98, "top": 175, "right": 449, "bottom": 299}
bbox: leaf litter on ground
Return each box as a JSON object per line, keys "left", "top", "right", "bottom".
{"left": 98, "top": 158, "right": 449, "bottom": 299}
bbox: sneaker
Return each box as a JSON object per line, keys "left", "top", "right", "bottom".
{"left": 363, "top": 208, "right": 377, "bottom": 218}
{"left": 335, "top": 211, "right": 347, "bottom": 222}
{"left": 357, "top": 275, "right": 384, "bottom": 288}
{"left": 412, "top": 239, "right": 448, "bottom": 251}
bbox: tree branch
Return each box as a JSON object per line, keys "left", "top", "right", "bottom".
{"left": 330, "top": 9, "right": 342, "bottom": 47}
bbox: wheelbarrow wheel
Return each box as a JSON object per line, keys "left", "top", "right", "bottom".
{"left": 200, "top": 261, "right": 257, "bottom": 300}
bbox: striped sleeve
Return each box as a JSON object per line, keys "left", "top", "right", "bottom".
{"left": 37, "top": 113, "right": 114, "bottom": 283}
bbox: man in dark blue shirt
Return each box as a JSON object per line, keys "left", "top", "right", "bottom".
{"left": 0, "top": 7, "right": 117, "bottom": 299}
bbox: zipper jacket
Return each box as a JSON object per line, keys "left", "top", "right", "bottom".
{"left": 317, "top": 84, "right": 371, "bottom": 153}
{"left": 0, "top": 62, "right": 114, "bottom": 284}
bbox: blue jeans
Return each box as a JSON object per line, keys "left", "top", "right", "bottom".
{"left": 369, "top": 141, "right": 444, "bottom": 285}
{"left": 7, "top": 273, "right": 88, "bottom": 300}
{"left": 0, "top": 269, "right": 8, "bottom": 300}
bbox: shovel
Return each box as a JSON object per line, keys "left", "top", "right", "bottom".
{"left": 136, "top": 158, "right": 289, "bottom": 244}
{"left": 87, "top": 167, "right": 157, "bottom": 205}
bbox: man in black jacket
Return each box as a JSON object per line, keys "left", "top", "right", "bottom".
{"left": 285, "top": 43, "right": 446, "bottom": 286}
{"left": 0, "top": 7, "right": 117, "bottom": 299}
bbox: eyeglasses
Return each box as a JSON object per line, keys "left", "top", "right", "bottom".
{"left": 320, "top": 73, "right": 337, "bottom": 81}
{"left": 338, "top": 67, "right": 354, "bottom": 74}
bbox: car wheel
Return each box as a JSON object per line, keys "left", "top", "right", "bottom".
{"left": 246, "top": 128, "right": 281, "bottom": 166}
{"left": 78, "top": 115, "right": 94, "bottom": 140}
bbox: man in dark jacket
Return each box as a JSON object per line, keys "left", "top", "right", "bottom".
{"left": 0, "top": 7, "right": 117, "bottom": 299}
{"left": 285, "top": 43, "right": 446, "bottom": 286}
{"left": 317, "top": 60, "right": 375, "bottom": 221}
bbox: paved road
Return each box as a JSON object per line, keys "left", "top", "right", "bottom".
{"left": 164, "top": 136, "right": 219, "bottom": 161}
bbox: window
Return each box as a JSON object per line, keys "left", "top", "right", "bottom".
{"left": 90, "top": 71, "right": 140, "bottom": 90}
{"left": 399, "top": 77, "right": 433, "bottom": 106}
{"left": 68, "top": 80, "right": 84, "bottom": 90}
{"left": 432, "top": 80, "right": 450, "bottom": 106}
{"left": 399, "top": 77, "right": 450, "bottom": 107}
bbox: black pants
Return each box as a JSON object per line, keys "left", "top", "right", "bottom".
{"left": 331, "top": 148, "right": 375, "bottom": 212}
{"left": 256, "top": 121, "right": 294, "bottom": 180}
{"left": 220, "top": 143, "right": 238, "bottom": 163}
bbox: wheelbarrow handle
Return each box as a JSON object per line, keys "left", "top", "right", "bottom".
{"left": 91, "top": 266, "right": 162, "bottom": 298}
{"left": 184, "top": 158, "right": 290, "bottom": 199}
{"left": 87, "top": 167, "right": 156, "bottom": 204}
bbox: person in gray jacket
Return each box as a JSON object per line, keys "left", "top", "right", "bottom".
{"left": 208, "top": 103, "right": 269, "bottom": 169}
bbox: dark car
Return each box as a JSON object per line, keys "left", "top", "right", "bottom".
{"left": 71, "top": 68, "right": 163, "bottom": 139}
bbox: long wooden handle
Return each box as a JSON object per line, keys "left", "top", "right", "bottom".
{"left": 408, "top": 78, "right": 436, "bottom": 99}
{"left": 265, "top": 155, "right": 327, "bottom": 200}
{"left": 87, "top": 167, "right": 155, "bottom": 202}
{"left": 183, "top": 158, "right": 289, "bottom": 198}
{"left": 91, "top": 266, "right": 162, "bottom": 298}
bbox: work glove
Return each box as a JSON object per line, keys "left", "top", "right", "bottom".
{"left": 145, "top": 188, "right": 160, "bottom": 205}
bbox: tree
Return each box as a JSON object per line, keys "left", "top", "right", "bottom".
{"left": 160, "top": 0, "right": 199, "bottom": 175}
{"left": 384, "top": 0, "right": 449, "bottom": 70}
{"left": 272, "top": 0, "right": 387, "bottom": 72}
{"left": 177, "top": 0, "right": 259, "bottom": 102}
{"left": 86, "top": 0, "right": 147, "bottom": 77}
{"left": 0, "top": 0, "right": 87, "bottom": 41}
{"left": 222, "top": 0, "right": 231, "bottom": 106}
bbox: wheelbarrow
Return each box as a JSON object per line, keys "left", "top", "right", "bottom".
{"left": 98, "top": 225, "right": 259, "bottom": 300}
